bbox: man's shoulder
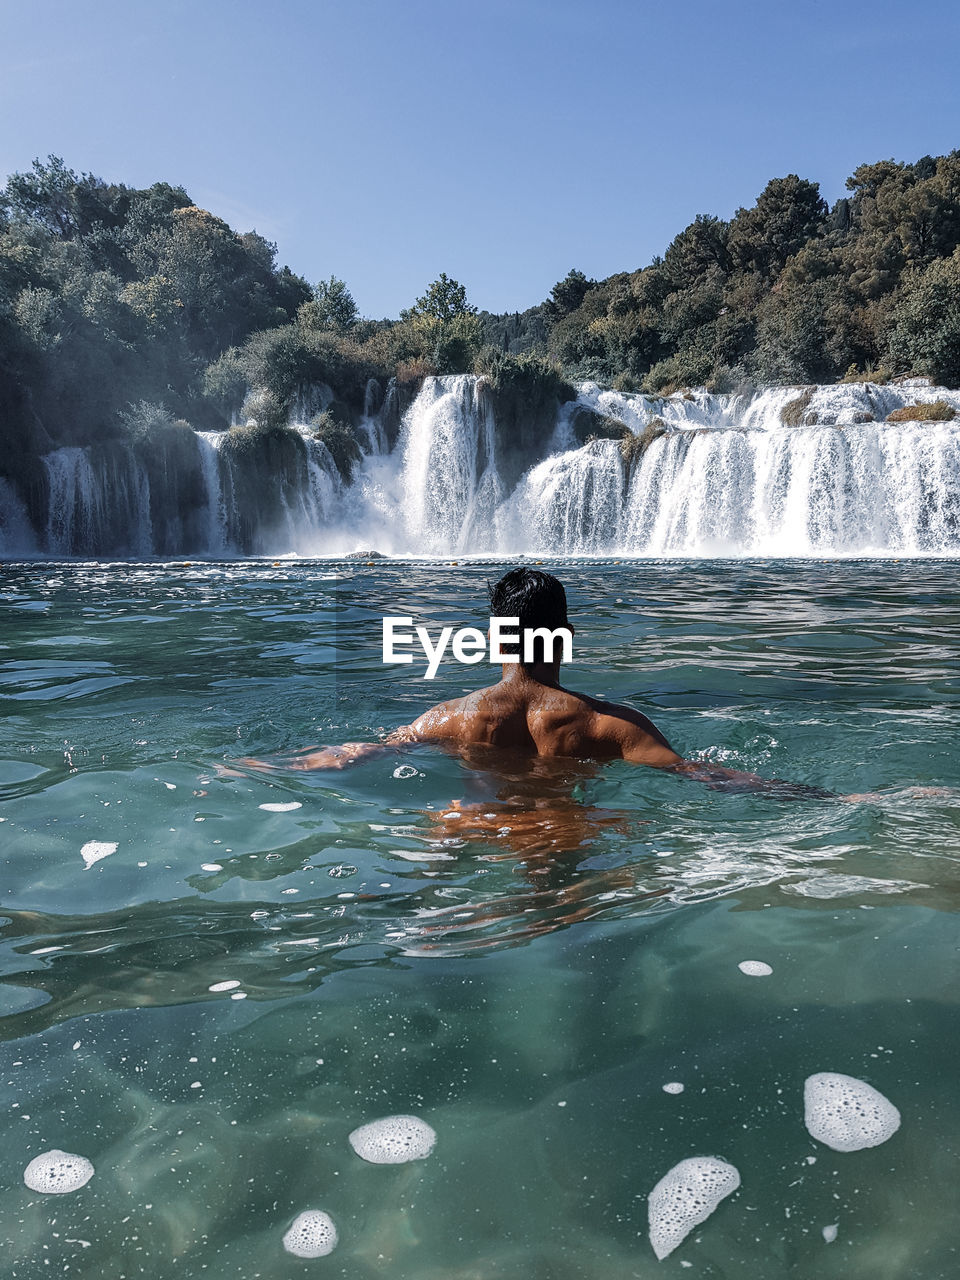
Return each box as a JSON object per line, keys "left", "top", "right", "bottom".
{"left": 565, "top": 687, "right": 680, "bottom": 759}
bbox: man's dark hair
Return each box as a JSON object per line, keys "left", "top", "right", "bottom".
{"left": 488, "top": 568, "right": 569, "bottom": 666}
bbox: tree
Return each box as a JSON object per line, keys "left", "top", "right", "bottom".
{"left": 728, "top": 175, "right": 827, "bottom": 278}
{"left": 543, "top": 269, "right": 595, "bottom": 324}
{"left": 887, "top": 250, "right": 960, "bottom": 386}
{"left": 662, "top": 215, "right": 730, "bottom": 286}
{"left": 299, "top": 275, "right": 358, "bottom": 332}
{"left": 406, "top": 272, "right": 477, "bottom": 322}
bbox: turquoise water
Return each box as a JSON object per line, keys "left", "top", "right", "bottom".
{"left": 0, "top": 559, "right": 958, "bottom": 1278}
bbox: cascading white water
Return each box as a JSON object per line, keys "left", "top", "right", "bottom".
{"left": 196, "top": 432, "right": 229, "bottom": 555}
{"left": 620, "top": 419, "right": 960, "bottom": 555}
{"left": 42, "top": 446, "right": 153, "bottom": 555}
{"left": 504, "top": 440, "right": 625, "bottom": 555}
{"left": 5, "top": 375, "right": 960, "bottom": 557}
{"left": 396, "top": 374, "right": 503, "bottom": 554}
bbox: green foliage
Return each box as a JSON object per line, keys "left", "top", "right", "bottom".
{"left": 0, "top": 156, "right": 312, "bottom": 454}
{"left": 544, "top": 269, "right": 596, "bottom": 324}
{"left": 406, "top": 272, "right": 477, "bottom": 322}
{"left": 887, "top": 251, "right": 960, "bottom": 385}
{"left": 119, "top": 400, "right": 177, "bottom": 436}
{"left": 239, "top": 387, "right": 289, "bottom": 432}
{"left": 642, "top": 351, "right": 714, "bottom": 395}
{"left": 311, "top": 408, "right": 362, "bottom": 482}
{"left": 202, "top": 347, "right": 247, "bottom": 419}
{"left": 299, "top": 275, "right": 359, "bottom": 332}
{"left": 473, "top": 347, "right": 575, "bottom": 404}
{"left": 727, "top": 175, "right": 827, "bottom": 279}
{"left": 390, "top": 274, "right": 483, "bottom": 374}
{"left": 238, "top": 325, "right": 385, "bottom": 412}
{"left": 531, "top": 152, "right": 960, "bottom": 391}
{"left": 885, "top": 399, "right": 956, "bottom": 422}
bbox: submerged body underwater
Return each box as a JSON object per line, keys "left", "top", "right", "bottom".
{"left": 0, "top": 558, "right": 957, "bottom": 1278}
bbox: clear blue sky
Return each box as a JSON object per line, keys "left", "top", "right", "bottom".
{"left": 3, "top": 0, "right": 959, "bottom": 318}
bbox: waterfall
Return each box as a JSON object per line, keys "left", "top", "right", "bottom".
{"left": 507, "top": 441, "right": 625, "bottom": 555}
{"left": 196, "top": 432, "right": 229, "bottom": 555}
{"left": 4, "top": 376, "right": 959, "bottom": 557}
{"left": 397, "top": 374, "right": 503, "bottom": 554}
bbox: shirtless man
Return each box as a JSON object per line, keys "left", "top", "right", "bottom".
{"left": 281, "top": 567, "right": 832, "bottom": 799}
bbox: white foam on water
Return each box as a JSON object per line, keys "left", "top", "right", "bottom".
{"left": 258, "top": 802, "right": 302, "bottom": 812}
{"left": 662, "top": 1082, "right": 685, "bottom": 1095}
{"left": 784, "top": 875, "right": 922, "bottom": 899}
{"left": 804, "top": 1072, "right": 901, "bottom": 1151}
{"left": 80, "top": 840, "right": 117, "bottom": 869}
{"left": 647, "top": 1156, "right": 740, "bottom": 1260}
{"left": 208, "top": 980, "right": 241, "bottom": 992}
{"left": 738, "top": 960, "right": 773, "bottom": 976}
{"left": 282, "top": 1209, "right": 338, "bottom": 1258}
{"left": 23, "top": 1149, "right": 95, "bottom": 1194}
{"left": 823, "top": 1223, "right": 839, "bottom": 1243}
{"left": 201, "top": 863, "right": 223, "bottom": 872}
{"left": 393, "top": 764, "right": 420, "bottom": 778}
{"left": 348, "top": 1114, "right": 436, "bottom": 1164}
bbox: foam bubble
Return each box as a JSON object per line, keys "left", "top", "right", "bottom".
{"left": 348, "top": 1114, "right": 436, "bottom": 1164}
{"left": 201, "top": 863, "right": 223, "bottom": 872}
{"left": 785, "top": 875, "right": 920, "bottom": 899}
{"left": 282, "top": 1209, "right": 338, "bottom": 1258}
{"left": 647, "top": 1156, "right": 740, "bottom": 1260}
{"left": 738, "top": 960, "right": 772, "bottom": 976}
{"left": 23, "top": 1149, "right": 95, "bottom": 1194}
{"left": 804, "top": 1072, "right": 900, "bottom": 1152}
{"left": 662, "top": 1082, "right": 685, "bottom": 1095}
{"left": 259, "top": 802, "right": 302, "bottom": 812}
{"left": 822, "top": 1223, "right": 839, "bottom": 1243}
{"left": 208, "top": 980, "right": 241, "bottom": 992}
{"left": 393, "top": 765, "right": 419, "bottom": 779}
{"left": 80, "top": 841, "right": 117, "bottom": 869}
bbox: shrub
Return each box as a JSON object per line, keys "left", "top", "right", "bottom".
{"left": 886, "top": 399, "right": 956, "bottom": 422}
{"left": 642, "top": 351, "right": 713, "bottom": 395}
{"left": 202, "top": 347, "right": 247, "bottom": 418}
{"left": 239, "top": 325, "right": 385, "bottom": 413}
{"left": 311, "top": 408, "right": 362, "bottom": 482}
{"left": 474, "top": 347, "right": 575, "bottom": 405}
{"left": 119, "top": 399, "right": 176, "bottom": 437}
{"left": 240, "top": 387, "right": 288, "bottom": 431}
{"left": 395, "top": 356, "right": 437, "bottom": 386}
{"left": 620, "top": 417, "right": 668, "bottom": 469}
{"left": 781, "top": 388, "right": 814, "bottom": 426}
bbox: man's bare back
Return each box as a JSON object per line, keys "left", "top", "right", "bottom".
{"left": 286, "top": 666, "right": 830, "bottom": 796}
{"left": 400, "top": 667, "right": 681, "bottom": 766}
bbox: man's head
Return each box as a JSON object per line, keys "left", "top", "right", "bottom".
{"left": 489, "top": 567, "right": 570, "bottom": 667}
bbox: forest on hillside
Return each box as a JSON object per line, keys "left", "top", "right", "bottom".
{"left": 2, "top": 150, "right": 960, "bottom": 489}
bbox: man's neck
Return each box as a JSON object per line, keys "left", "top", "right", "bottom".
{"left": 500, "top": 661, "right": 562, "bottom": 687}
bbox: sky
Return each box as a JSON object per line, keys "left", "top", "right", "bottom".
{"left": 2, "top": 0, "right": 960, "bottom": 319}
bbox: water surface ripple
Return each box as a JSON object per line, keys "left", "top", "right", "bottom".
{"left": 0, "top": 560, "right": 957, "bottom": 1278}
